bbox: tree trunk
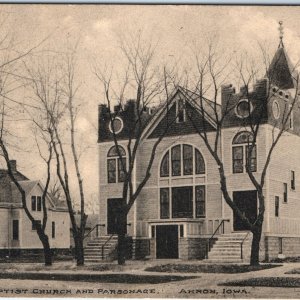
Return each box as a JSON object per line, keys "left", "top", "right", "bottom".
{"left": 75, "top": 236, "right": 84, "bottom": 266}
{"left": 117, "top": 212, "right": 127, "bottom": 265}
{"left": 37, "top": 230, "right": 52, "bottom": 266}
{"left": 250, "top": 225, "right": 262, "bottom": 266}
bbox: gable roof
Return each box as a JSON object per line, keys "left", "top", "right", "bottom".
{"left": 142, "top": 86, "right": 220, "bottom": 140}
{"left": 267, "top": 46, "right": 297, "bottom": 90}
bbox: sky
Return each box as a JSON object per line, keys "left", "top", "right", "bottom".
{"left": 2, "top": 4, "right": 300, "bottom": 213}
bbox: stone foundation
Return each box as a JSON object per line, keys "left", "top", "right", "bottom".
{"left": 179, "top": 238, "right": 208, "bottom": 259}
{"left": 0, "top": 248, "right": 71, "bottom": 258}
{"left": 264, "top": 236, "right": 300, "bottom": 261}
{"left": 132, "top": 238, "right": 150, "bottom": 259}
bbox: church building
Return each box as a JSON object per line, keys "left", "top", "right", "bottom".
{"left": 96, "top": 32, "right": 300, "bottom": 262}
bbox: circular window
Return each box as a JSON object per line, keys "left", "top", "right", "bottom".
{"left": 235, "top": 99, "right": 252, "bottom": 119}
{"left": 109, "top": 117, "right": 123, "bottom": 134}
{"left": 272, "top": 100, "right": 280, "bottom": 119}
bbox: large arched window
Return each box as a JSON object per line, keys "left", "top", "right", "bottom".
{"left": 107, "top": 145, "right": 126, "bottom": 183}
{"left": 159, "top": 144, "right": 206, "bottom": 220}
{"left": 232, "top": 131, "right": 257, "bottom": 174}
{"left": 160, "top": 144, "right": 205, "bottom": 177}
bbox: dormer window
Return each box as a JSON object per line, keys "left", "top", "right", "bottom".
{"left": 176, "top": 99, "right": 186, "bottom": 123}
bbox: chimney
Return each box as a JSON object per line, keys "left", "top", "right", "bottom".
{"left": 9, "top": 160, "right": 16, "bottom": 173}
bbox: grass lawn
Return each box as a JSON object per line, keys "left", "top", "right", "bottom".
{"left": 221, "top": 277, "right": 300, "bottom": 288}
{"left": 0, "top": 272, "right": 197, "bottom": 284}
{"left": 145, "top": 264, "right": 281, "bottom": 273}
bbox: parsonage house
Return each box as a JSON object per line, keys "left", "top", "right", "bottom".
{"left": 96, "top": 41, "right": 300, "bottom": 263}
{"left": 0, "top": 160, "right": 70, "bottom": 256}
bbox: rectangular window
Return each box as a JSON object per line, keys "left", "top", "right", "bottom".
{"left": 160, "top": 188, "right": 169, "bottom": 219}
{"left": 12, "top": 220, "right": 19, "bottom": 240}
{"left": 283, "top": 183, "right": 288, "bottom": 203}
{"left": 52, "top": 221, "right": 55, "bottom": 238}
{"left": 233, "top": 146, "right": 243, "bottom": 173}
{"left": 171, "top": 145, "right": 181, "bottom": 176}
{"left": 118, "top": 158, "right": 126, "bottom": 182}
{"left": 31, "top": 196, "right": 36, "bottom": 211}
{"left": 183, "top": 144, "right": 193, "bottom": 175}
{"left": 289, "top": 107, "right": 294, "bottom": 129}
{"left": 177, "top": 99, "right": 185, "bottom": 123}
{"left": 195, "top": 186, "right": 206, "bottom": 217}
{"left": 291, "top": 170, "right": 295, "bottom": 190}
{"left": 179, "top": 225, "right": 184, "bottom": 237}
{"left": 172, "top": 186, "right": 193, "bottom": 218}
{"left": 107, "top": 159, "right": 116, "bottom": 183}
{"left": 32, "top": 220, "right": 41, "bottom": 231}
{"left": 246, "top": 145, "right": 257, "bottom": 172}
{"left": 275, "top": 196, "right": 279, "bottom": 217}
{"left": 37, "top": 196, "right": 42, "bottom": 211}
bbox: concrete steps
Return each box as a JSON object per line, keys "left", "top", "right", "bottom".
{"left": 206, "top": 231, "right": 252, "bottom": 263}
{"left": 85, "top": 235, "right": 118, "bottom": 263}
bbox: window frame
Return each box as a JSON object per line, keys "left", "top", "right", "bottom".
{"left": 31, "top": 196, "right": 36, "bottom": 211}
{"left": 12, "top": 220, "right": 19, "bottom": 240}
{"left": 160, "top": 144, "right": 205, "bottom": 178}
{"left": 176, "top": 99, "right": 186, "bottom": 123}
{"left": 107, "top": 145, "right": 126, "bottom": 184}
{"left": 291, "top": 170, "right": 295, "bottom": 190}
{"left": 172, "top": 186, "right": 193, "bottom": 218}
{"left": 283, "top": 183, "right": 288, "bottom": 203}
{"left": 275, "top": 196, "right": 279, "bottom": 217}
{"left": 160, "top": 188, "right": 170, "bottom": 219}
{"left": 32, "top": 220, "right": 41, "bottom": 231}
{"left": 52, "top": 221, "right": 55, "bottom": 239}
{"left": 195, "top": 185, "right": 206, "bottom": 218}
{"left": 232, "top": 131, "right": 257, "bottom": 174}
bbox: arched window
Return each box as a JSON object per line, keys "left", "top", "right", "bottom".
{"left": 107, "top": 145, "right": 126, "bottom": 183}
{"left": 232, "top": 131, "right": 256, "bottom": 174}
{"left": 160, "top": 144, "right": 205, "bottom": 177}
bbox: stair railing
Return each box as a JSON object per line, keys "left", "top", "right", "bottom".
{"left": 206, "top": 219, "right": 230, "bottom": 259}
{"left": 240, "top": 231, "right": 250, "bottom": 259}
{"left": 83, "top": 224, "right": 105, "bottom": 240}
{"left": 102, "top": 234, "right": 116, "bottom": 260}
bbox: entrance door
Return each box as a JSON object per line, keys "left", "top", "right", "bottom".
{"left": 156, "top": 225, "right": 178, "bottom": 258}
{"left": 107, "top": 198, "right": 126, "bottom": 234}
{"left": 233, "top": 190, "right": 257, "bottom": 231}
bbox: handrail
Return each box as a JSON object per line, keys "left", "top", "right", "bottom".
{"left": 240, "top": 231, "right": 250, "bottom": 259}
{"left": 102, "top": 234, "right": 116, "bottom": 260}
{"left": 206, "top": 219, "right": 230, "bottom": 259}
{"left": 83, "top": 224, "right": 105, "bottom": 240}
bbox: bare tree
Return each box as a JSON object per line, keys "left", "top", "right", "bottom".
{"left": 0, "top": 17, "right": 53, "bottom": 265}
{"left": 95, "top": 33, "right": 178, "bottom": 265}
{"left": 185, "top": 38, "right": 299, "bottom": 265}
{"left": 24, "top": 49, "right": 89, "bottom": 266}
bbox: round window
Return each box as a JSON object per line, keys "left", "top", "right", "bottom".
{"left": 109, "top": 117, "right": 123, "bottom": 134}
{"left": 236, "top": 99, "right": 252, "bottom": 118}
{"left": 272, "top": 100, "right": 280, "bottom": 119}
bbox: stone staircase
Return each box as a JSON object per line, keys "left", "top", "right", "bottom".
{"left": 205, "top": 231, "right": 252, "bottom": 263}
{"left": 85, "top": 235, "right": 118, "bottom": 263}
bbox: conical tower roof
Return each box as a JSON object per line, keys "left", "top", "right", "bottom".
{"left": 267, "top": 46, "right": 296, "bottom": 89}
{"left": 267, "top": 22, "right": 297, "bottom": 90}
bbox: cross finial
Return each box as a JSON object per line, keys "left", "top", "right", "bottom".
{"left": 278, "top": 21, "right": 284, "bottom": 48}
